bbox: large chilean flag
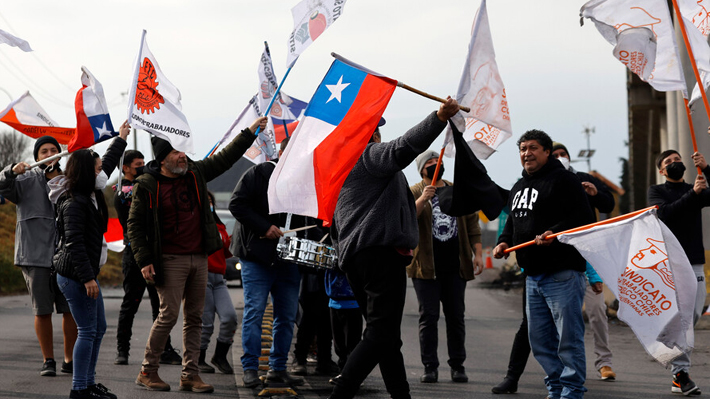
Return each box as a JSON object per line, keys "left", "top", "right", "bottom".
{"left": 268, "top": 59, "right": 396, "bottom": 224}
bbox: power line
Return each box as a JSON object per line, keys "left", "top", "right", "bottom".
{"left": 0, "top": 49, "right": 73, "bottom": 108}
{"left": 0, "top": 11, "right": 75, "bottom": 107}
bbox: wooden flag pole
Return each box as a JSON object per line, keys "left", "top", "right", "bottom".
{"left": 503, "top": 206, "right": 658, "bottom": 254}
{"left": 331, "top": 52, "right": 470, "bottom": 112}
{"left": 671, "top": 0, "right": 710, "bottom": 129}
{"left": 682, "top": 97, "right": 704, "bottom": 174}
{"left": 397, "top": 82, "right": 470, "bottom": 113}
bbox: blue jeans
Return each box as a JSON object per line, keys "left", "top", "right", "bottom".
{"left": 526, "top": 270, "right": 586, "bottom": 399}
{"left": 201, "top": 272, "right": 238, "bottom": 349}
{"left": 240, "top": 259, "right": 300, "bottom": 371}
{"left": 57, "top": 275, "right": 106, "bottom": 391}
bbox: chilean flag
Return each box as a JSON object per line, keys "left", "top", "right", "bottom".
{"left": 105, "top": 217, "right": 125, "bottom": 252}
{"left": 68, "top": 66, "right": 116, "bottom": 152}
{"left": 268, "top": 59, "right": 396, "bottom": 224}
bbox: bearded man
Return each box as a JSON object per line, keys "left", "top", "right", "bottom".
{"left": 129, "top": 118, "right": 263, "bottom": 393}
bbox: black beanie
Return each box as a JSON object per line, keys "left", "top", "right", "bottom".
{"left": 151, "top": 136, "right": 174, "bottom": 164}
{"left": 33, "top": 136, "right": 61, "bottom": 161}
{"left": 551, "top": 142, "right": 569, "bottom": 156}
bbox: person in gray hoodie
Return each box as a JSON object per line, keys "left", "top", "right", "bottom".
{"left": 0, "top": 135, "right": 77, "bottom": 377}
{"left": 328, "top": 97, "right": 460, "bottom": 399}
{"left": 0, "top": 124, "right": 129, "bottom": 377}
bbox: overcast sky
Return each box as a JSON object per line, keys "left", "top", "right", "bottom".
{"left": 0, "top": 0, "right": 628, "bottom": 191}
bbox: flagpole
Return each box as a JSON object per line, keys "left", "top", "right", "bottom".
{"left": 397, "top": 82, "right": 471, "bottom": 113}
{"left": 682, "top": 97, "right": 704, "bottom": 174}
{"left": 28, "top": 150, "right": 69, "bottom": 169}
{"left": 503, "top": 206, "right": 658, "bottom": 254}
{"left": 254, "top": 65, "right": 294, "bottom": 137}
{"left": 282, "top": 119, "right": 290, "bottom": 138}
{"left": 330, "top": 52, "right": 471, "bottom": 113}
{"left": 429, "top": 147, "right": 446, "bottom": 187}
{"left": 670, "top": 0, "right": 710, "bottom": 128}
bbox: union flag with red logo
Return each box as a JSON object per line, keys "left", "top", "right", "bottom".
{"left": 127, "top": 30, "right": 193, "bottom": 153}
{"left": 558, "top": 208, "right": 697, "bottom": 366}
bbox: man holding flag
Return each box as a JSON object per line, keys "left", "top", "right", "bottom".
{"left": 0, "top": 136, "right": 77, "bottom": 377}
{"left": 648, "top": 149, "right": 710, "bottom": 395}
{"left": 328, "top": 98, "right": 459, "bottom": 399}
{"left": 493, "top": 130, "right": 594, "bottom": 399}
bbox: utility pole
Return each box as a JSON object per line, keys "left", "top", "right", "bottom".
{"left": 578, "top": 126, "right": 596, "bottom": 172}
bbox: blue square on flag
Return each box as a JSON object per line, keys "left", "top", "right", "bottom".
{"left": 306, "top": 60, "right": 367, "bottom": 126}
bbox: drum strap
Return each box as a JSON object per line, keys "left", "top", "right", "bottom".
{"left": 284, "top": 212, "right": 292, "bottom": 231}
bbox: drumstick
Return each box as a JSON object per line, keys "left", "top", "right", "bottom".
{"left": 319, "top": 233, "right": 329, "bottom": 244}
{"left": 259, "top": 225, "right": 317, "bottom": 239}
{"left": 282, "top": 225, "right": 317, "bottom": 235}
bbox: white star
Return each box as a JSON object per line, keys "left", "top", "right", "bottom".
{"left": 96, "top": 121, "right": 112, "bottom": 138}
{"left": 325, "top": 76, "right": 350, "bottom": 104}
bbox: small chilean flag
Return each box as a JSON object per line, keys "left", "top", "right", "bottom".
{"left": 105, "top": 217, "right": 125, "bottom": 252}
{"left": 68, "top": 66, "right": 116, "bottom": 152}
{"left": 268, "top": 58, "right": 396, "bottom": 224}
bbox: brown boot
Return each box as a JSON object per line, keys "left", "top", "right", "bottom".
{"left": 136, "top": 370, "right": 171, "bottom": 391}
{"left": 179, "top": 374, "right": 214, "bottom": 393}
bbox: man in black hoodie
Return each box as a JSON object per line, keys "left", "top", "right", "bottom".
{"left": 229, "top": 137, "right": 310, "bottom": 389}
{"left": 494, "top": 130, "right": 592, "bottom": 399}
{"left": 648, "top": 149, "right": 710, "bottom": 396}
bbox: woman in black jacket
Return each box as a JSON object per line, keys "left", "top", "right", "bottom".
{"left": 54, "top": 149, "right": 117, "bottom": 399}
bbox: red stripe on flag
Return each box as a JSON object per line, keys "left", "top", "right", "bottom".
{"left": 274, "top": 121, "right": 299, "bottom": 143}
{"left": 312, "top": 74, "right": 396, "bottom": 224}
{"left": 104, "top": 217, "right": 124, "bottom": 243}
{"left": 1, "top": 108, "right": 75, "bottom": 144}
{"left": 68, "top": 86, "right": 95, "bottom": 152}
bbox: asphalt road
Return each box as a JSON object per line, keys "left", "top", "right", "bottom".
{"left": 1, "top": 268, "right": 709, "bottom": 398}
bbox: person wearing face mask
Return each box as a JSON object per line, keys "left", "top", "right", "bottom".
{"left": 648, "top": 149, "right": 710, "bottom": 396}
{"left": 50, "top": 145, "right": 125, "bottom": 399}
{"left": 130, "top": 117, "right": 261, "bottom": 393}
{"left": 407, "top": 150, "right": 483, "bottom": 384}
{"left": 113, "top": 150, "right": 181, "bottom": 366}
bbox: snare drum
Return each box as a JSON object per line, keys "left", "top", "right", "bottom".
{"left": 276, "top": 236, "right": 337, "bottom": 270}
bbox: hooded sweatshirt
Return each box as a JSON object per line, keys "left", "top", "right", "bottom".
{"left": 497, "top": 157, "right": 593, "bottom": 276}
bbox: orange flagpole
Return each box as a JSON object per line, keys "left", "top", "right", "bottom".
{"left": 503, "top": 206, "right": 658, "bottom": 254}
{"left": 671, "top": 0, "right": 710, "bottom": 129}
{"left": 429, "top": 147, "right": 446, "bottom": 187}
{"left": 682, "top": 97, "right": 704, "bottom": 174}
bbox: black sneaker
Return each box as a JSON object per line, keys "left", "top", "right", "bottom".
{"left": 61, "top": 360, "right": 73, "bottom": 373}
{"left": 90, "top": 383, "right": 117, "bottom": 399}
{"left": 159, "top": 347, "right": 182, "bottom": 365}
{"left": 41, "top": 359, "right": 56, "bottom": 377}
{"left": 114, "top": 351, "right": 128, "bottom": 365}
{"left": 672, "top": 371, "right": 701, "bottom": 396}
{"left": 69, "top": 387, "right": 109, "bottom": 399}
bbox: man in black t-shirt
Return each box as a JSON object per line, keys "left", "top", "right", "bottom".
{"left": 114, "top": 150, "right": 181, "bottom": 366}
{"left": 407, "top": 151, "right": 483, "bottom": 384}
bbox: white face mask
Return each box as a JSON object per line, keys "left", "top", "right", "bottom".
{"left": 558, "top": 156, "right": 571, "bottom": 170}
{"left": 95, "top": 171, "right": 109, "bottom": 190}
